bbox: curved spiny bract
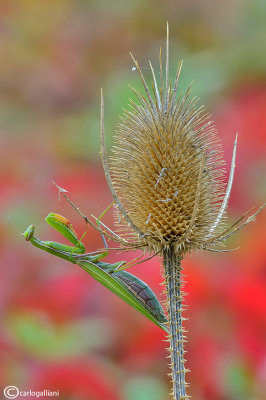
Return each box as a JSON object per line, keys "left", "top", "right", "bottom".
{"left": 110, "top": 71, "right": 226, "bottom": 256}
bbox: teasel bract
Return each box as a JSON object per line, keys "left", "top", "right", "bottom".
{"left": 99, "top": 24, "right": 265, "bottom": 400}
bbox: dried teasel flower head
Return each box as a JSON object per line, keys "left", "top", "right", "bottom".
{"left": 100, "top": 25, "right": 265, "bottom": 257}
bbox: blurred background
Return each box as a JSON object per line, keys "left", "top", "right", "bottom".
{"left": 0, "top": 1, "right": 265, "bottom": 399}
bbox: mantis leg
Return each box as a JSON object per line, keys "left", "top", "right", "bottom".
{"left": 52, "top": 181, "right": 142, "bottom": 248}
{"left": 24, "top": 225, "right": 79, "bottom": 263}
{"left": 95, "top": 201, "right": 115, "bottom": 249}
{"left": 45, "top": 213, "right": 86, "bottom": 254}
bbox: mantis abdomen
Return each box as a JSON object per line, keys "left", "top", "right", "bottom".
{"left": 113, "top": 270, "right": 167, "bottom": 324}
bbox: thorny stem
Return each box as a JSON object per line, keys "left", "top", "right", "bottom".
{"left": 163, "top": 249, "right": 189, "bottom": 400}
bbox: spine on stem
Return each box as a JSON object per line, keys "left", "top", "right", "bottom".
{"left": 163, "top": 250, "right": 190, "bottom": 400}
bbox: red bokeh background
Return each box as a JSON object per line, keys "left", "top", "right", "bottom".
{"left": 0, "top": 1, "right": 265, "bottom": 399}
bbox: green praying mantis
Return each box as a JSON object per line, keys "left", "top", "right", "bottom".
{"left": 24, "top": 209, "right": 169, "bottom": 333}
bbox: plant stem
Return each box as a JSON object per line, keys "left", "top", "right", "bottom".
{"left": 163, "top": 249, "right": 189, "bottom": 400}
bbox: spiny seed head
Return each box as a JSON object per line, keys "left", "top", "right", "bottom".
{"left": 109, "top": 33, "right": 227, "bottom": 256}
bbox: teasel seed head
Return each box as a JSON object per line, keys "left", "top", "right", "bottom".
{"left": 108, "top": 37, "right": 226, "bottom": 256}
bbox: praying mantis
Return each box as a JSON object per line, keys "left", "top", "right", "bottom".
{"left": 24, "top": 211, "right": 169, "bottom": 333}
